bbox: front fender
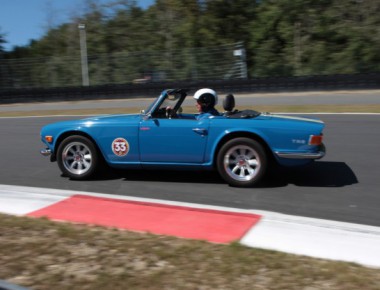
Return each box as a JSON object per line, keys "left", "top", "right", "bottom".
{"left": 41, "top": 128, "right": 78, "bottom": 153}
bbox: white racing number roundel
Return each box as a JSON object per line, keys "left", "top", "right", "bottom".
{"left": 112, "top": 138, "right": 130, "bottom": 157}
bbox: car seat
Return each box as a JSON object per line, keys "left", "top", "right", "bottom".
{"left": 223, "top": 94, "right": 238, "bottom": 116}
{"left": 223, "top": 93, "right": 260, "bottom": 119}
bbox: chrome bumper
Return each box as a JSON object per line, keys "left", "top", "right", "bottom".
{"left": 275, "top": 151, "right": 325, "bottom": 160}
{"left": 40, "top": 148, "right": 52, "bottom": 157}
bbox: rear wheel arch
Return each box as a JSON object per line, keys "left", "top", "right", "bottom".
{"left": 213, "top": 132, "right": 275, "bottom": 167}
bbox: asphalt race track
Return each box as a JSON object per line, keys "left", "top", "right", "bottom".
{"left": 0, "top": 114, "right": 379, "bottom": 227}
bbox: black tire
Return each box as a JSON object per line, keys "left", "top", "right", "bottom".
{"left": 216, "top": 138, "right": 267, "bottom": 187}
{"left": 57, "top": 135, "right": 100, "bottom": 180}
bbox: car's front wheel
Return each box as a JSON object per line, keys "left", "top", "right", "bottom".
{"left": 57, "top": 135, "right": 100, "bottom": 180}
{"left": 217, "top": 138, "right": 267, "bottom": 187}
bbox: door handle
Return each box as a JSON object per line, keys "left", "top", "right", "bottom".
{"left": 192, "top": 128, "right": 207, "bottom": 136}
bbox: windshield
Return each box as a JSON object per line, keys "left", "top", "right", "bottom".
{"left": 143, "top": 89, "right": 183, "bottom": 115}
{"left": 144, "top": 92, "right": 164, "bottom": 114}
{"left": 158, "top": 92, "right": 180, "bottom": 110}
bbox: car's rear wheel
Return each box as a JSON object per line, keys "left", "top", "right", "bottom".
{"left": 217, "top": 138, "right": 267, "bottom": 187}
{"left": 57, "top": 135, "right": 100, "bottom": 180}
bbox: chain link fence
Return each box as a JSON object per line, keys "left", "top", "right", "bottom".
{"left": 0, "top": 42, "right": 247, "bottom": 90}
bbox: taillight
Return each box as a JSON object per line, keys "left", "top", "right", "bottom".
{"left": 309, "top": 134, "right": 323, "bottom": 146}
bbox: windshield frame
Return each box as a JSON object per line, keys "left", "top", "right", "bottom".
{"left": 142, "top": 89, "right": 188, "bottom": 118}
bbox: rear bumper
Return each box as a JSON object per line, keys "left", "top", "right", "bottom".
{"left": 275, "top": 151, "right": 325, "bottom": 160}
{"left": 275, "top": 144, "right": 326, "bottom": 160}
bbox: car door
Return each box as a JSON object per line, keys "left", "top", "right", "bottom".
{"left": 139, "top": 117, "right": 210, "bottom": 163}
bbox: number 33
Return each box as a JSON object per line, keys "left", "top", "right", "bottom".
{"left": 112, "top": 138, "right": 129, "bottom": 156}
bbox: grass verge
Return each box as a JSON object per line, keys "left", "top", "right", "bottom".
{"left": 1, "top": 104, "right": 380, "bottom": 117}
{"left": 1, "top": 213, "right": 379, "bottom": 290}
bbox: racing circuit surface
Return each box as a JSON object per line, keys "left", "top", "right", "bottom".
{"left": 0, "top": 113, "right": 379, "bottom": 227}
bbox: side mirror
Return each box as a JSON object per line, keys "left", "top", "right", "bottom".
{"left": 142, "top": 113, "right": 152, "bottom": 121}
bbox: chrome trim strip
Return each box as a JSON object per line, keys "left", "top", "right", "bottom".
{"left": 275, "top": 151, "right": 325, "bottom": 160}
{"left": 269, "top": 114, "right": 325, "bottom": 124}
{"left": 40, "top": 148, "right": 51, "bottom": 157}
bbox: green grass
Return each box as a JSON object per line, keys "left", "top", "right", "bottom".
{"left": 1, "top": 213, "right": 379, "bottom": 290}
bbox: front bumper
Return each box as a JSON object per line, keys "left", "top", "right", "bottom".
{"left": 40, "top": 148, "right": 56, "bottom": 162}
{"left": 40, "top": 148, "right": 51, "bottom": 156}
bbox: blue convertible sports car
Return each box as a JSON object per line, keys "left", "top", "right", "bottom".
{"left": 40, "top": 88, "right": 325, "bottom": 187}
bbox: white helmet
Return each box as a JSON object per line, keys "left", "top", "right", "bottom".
{"left": 193, "top": 88, "right": 218, "bottom": 110}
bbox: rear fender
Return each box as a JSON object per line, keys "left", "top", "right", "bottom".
{"left": 208, "top": 128, "right": 274, "bottom": 166}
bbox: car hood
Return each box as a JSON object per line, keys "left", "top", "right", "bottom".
{"left": 81, "top": 113, "right": 141, "bottom": 123}
{"left": 41, "top": 114, "right": 141, "bottom": 134}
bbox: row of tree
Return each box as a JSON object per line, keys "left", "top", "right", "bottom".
{"left": 1, "top": 0, "right": 380, "bottom": 88}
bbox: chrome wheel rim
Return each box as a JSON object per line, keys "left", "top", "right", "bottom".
{"left": 62, "top": 142, "right": 92, "bottom": 175}
{"left": 223, "top": 145, "right": 261, "bottom": 182}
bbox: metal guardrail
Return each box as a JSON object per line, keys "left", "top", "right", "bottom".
{"left": 0, "top": 73, "right": 379, "bottom": 104}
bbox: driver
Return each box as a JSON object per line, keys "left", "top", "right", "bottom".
{"left": 193, "top": 88, "right": 220, "bottom": 119}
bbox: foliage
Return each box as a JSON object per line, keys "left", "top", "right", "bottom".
{"left": 0, "top": 28, "right": 7, "bottom": 88}
{"left": 1, "top": 0, "right": 380, "bottom": 88}
{"left": 0, "top": 30, "right": 5, "bottom": 53}
{"left": 250, "top": 0, "right": 380, "bottom": 76}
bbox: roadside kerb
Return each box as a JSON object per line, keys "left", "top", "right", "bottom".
{"left": 1, "top": 184, "right": 380, "bottom": 268}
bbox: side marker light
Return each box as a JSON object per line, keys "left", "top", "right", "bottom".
{"left": 45, "top": 136, "right": 53, "bottom": 143}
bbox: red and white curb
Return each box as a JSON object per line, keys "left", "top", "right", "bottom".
{"left": 1, "top": 184, "right": 380, "bottom": 268}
